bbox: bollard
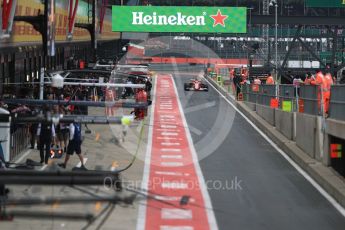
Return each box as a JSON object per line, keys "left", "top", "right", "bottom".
{"left": 217, "top": 75, "right": 222, "bottom": 86}
{"left": 238, "top": 92, "right": 243, "bottom": 101}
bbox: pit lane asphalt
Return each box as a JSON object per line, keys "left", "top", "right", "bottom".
{"left": 172, "top": 72, "right": 345, "bottom": 230}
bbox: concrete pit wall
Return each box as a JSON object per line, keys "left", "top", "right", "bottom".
{"left": 244, "top": 101, "right": 256, "bottom": 111}
{"left": 324, "top": 119, "right": 345, "bottom": 166}
{"left": 326, "top": 119, "right": 345, "bottom": 140}
{"left": 275, "top": 109, "right": 294, "bottom": 140}
{"left": 296, "top": 113, "right": 317, "bottom": 158}
{"left": 256, "top": 104, "right": 275, "bottom": 126}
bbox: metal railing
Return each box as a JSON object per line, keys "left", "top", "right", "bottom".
{"left": 241, "top": 83, "right": 322, "bottom": 115}
{"left": 329, "top": 85, "right": 345, "bottom": 121}
{"left": 279, "top": 84, "right": 297, "bottom": 112}
{"left": 299, "top": 85, "right": 320, "bottom": 115}
{"left": 258, "top": 85, "right": 276, "bottom": 106}
{"left": 10, "top": 124, "right": 30, "bottom": 161}
{"left": 242, "top": 84, "right": 259, "bottom": 104}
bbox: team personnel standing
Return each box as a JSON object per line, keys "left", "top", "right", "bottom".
{"left": 37, "top": 122, "right": 55, "bottom": 164}
{"left": 253, "top": 76, "right": 261, "bottom": 85}
{"left": 310, "top": 69, "right": 326, "bottom": 114}
{"left": 304, "top": 72, "right": 314, "bottom": 85}
{"left": 311, "top": 69, "right": 325, "bottom": 86}
{"left": 59, "top": 122, "right": 85, "bottom": 169}
{"left": 233, "top": 73, "right": 242, "bottom": 99}
{"left": 266, "top": 73, "right": 275, "bottom": 85}
{"left": 293, "top": 76, "right": 303, "bottom": 96}
{"left": 56, "top": 108, "right": 69, "bottom": 153}
{"left": 324, "top": 71, "right": 334, "bottom": 114}
{"left": 29, "top": 123, "right": 38, "bottom": 149}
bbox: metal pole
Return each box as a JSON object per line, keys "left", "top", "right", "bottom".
{"left": 275, "top": 3, "right": 278, "bottom": 83}
{"left": 39, "top": 68, "right": 44, "bottom": 100}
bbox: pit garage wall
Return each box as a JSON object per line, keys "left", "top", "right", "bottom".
{"left": 4, "top": 0, "right": 119, "bottom": 44}
{"left": 0, "top": 42, "right": 93, "bottom": 97}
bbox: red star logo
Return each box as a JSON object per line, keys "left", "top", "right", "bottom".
{"left": 210, "top": 9, "right": 228, "bottom": 27}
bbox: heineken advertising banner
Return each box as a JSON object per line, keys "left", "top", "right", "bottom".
{"left": 112, "top": 6, "right": 247, "bottom": 33}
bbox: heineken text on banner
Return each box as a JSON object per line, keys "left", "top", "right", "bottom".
{"left": 112, "top": 6, "right": 247, "bottom": 33}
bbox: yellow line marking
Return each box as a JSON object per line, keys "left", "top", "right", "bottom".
{"left": 51, "top": 201, "right": 60, "bottom": 210}
{"left": 95, "top": 202, "right": 102, "bottom": 212}
{"left": 95, "top": 133, "right": 100, "bottom": 142}
{"left": 111, "top": 161, "right": 119, "bottom": 170}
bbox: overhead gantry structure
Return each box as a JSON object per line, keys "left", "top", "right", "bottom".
{"left": 248, "top": 13, "right": 345, "bottom": 79}
{"left": 11, "top": 0, "right": 110, "bottom": 60}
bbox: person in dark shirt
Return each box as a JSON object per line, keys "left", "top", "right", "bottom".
{"left": 59, "top": 122, "right": 86, "bottom": 169}
{"left": 37, "top": 123, "right": 55, "bottom": 164}
{"left": 233, "top": 74, "right": 242, "bottom": 99}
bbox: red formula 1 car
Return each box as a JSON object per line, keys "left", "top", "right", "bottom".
{"left": 184, "top": 79, "right": 209, "bottom": 91}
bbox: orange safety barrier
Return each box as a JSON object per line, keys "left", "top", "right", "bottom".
{"left": 298, "top": 99, "right": 304, "bottom": 113}
{"left": 270, "top": 98, "right": 279, "bottom": 108}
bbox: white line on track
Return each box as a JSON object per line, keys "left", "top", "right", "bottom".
{"left": 161, "top": 148, "right": 181, "bottom": 152}
{"left": 14, "top": 149, "right": 32, "bottom": 163}
{"left": 158, "top": 122, "right": 177, "bottom": 125}
{"left": 161, "top": 182, "right": 188, "bottom": 189}
{"left": 161, "top": 132, "right": 179, "bottom": 136}
{"left": 204, "top": 77, "right": 345, "bottom": 217}
{"left": 160, "top": 162, "right": 184, "bottom": 167}
{"left": 39, "top": 164, "right": 48, "bottom": 171}
{"left": 156, "top": 129, "right": 180, "bottom": 132}
{"left": 160, "top": 226, "right": 193, "bottom": 230}
{"left": 157, "top": 137, "right": 182, "bottom": 140}
{"left": 172, "top": 75, "right": 219, "bottom": 230}
{"left": 136, "top": 75, "right": 157, "bottom": 230}
{"left": 188, "top": 126, "right": 203, "bottom": 136}
{"left": 161, "top": 155, "right": 183, "bottom": 159}
{"left": 158, "top": 111, "right": 177, "bottom": 113}
{"left": 160, "top": 115, "right": 175, "bottom": 118}
{"left": 161, "top": 143, "right": 181, "bottom": 146}
{"left": 155, "top": 171, "right": 189, "bottom": 176}
{"left": 184, "top": 101, "right": 217, "bottom": 113}
{"left": 161, "top": 125, "right": 177, "bottom": 129}
{"left": 153, "top": 195, "right": 194, "bottom": 202}
{"left": 161, "top": 208, "right": 193, "bottom": 219}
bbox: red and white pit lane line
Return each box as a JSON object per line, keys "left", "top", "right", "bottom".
{"left": 137, "top": 74, "right": 218, "bottom": 230}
